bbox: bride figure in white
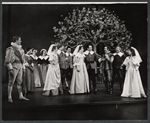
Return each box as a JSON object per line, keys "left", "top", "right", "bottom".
{"left": 121, "top": 47, "right": 146, "bottom": 98}
{"left": 43, "top": 44, "right": 61, "bottom": 96}
{"left": 69, "top": 45, "right": 89, "bottom": 94}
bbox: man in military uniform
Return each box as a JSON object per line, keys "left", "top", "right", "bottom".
{"left": 4, "top": 35, "right": 29, "bottom": 102}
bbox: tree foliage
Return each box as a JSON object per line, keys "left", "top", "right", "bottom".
{"left": 53, "top": 7, "right": 132, "bottom": 51}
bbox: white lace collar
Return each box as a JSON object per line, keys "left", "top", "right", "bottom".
{"left": 11, "top": 42, "right": 22, "bottom": 49}
{"left": 30, "top": 55, "right": 38, "bottom": 60}
{"left": 57, "top": 50, "right": 65, "bottom": 55}
{"left": 113, "top": 52, "right": 124, "bottom": 57}
{"left": 84, "top": 50, "right": 94, "bottom": 55}
{"left": 66, "top": 52, "right": 73, "bottom": 56}
{"left": 39, "top": 55, "right": 49, "bottom": 60}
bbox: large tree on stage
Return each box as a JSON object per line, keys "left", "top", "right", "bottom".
{"left": 53, "top": 7, "right": 132, "bottom": 52}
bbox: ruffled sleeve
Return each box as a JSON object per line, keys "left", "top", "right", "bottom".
{"left": 123, "top": 57, "right": 130, "bottom": 70}
{"left": 4, "top": 47, "right": 15, "bottom": 70}
{"left": 123, "top": 57, "right": 129, "bottom": 66}
{"left": 21, "top": 49, "right": 26, "bottom": 69}
{"left": 132, "top": 57, "right": 140, "bottom": 70}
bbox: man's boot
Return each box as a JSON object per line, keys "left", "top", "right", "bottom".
{"left": 58, "top": 82, "right": 63, "bottom": 95}
{"left": 107, "top": 82, "right": 110, "bottom": 92}
{"left": 109, "top": 82, "right": 113, "bottom": 95}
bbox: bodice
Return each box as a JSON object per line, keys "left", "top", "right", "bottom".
{"left": 49, "top": 53, "right": 59, "bottom": 65}
{"left": 124, "top": 56, "right": 140, "bottom": 70}
{"left": 73, "top": 53, "right": 85, "bottom": 66}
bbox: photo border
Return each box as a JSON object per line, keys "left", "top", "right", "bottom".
{"left": 0, "top": 0, "right": 149, "bottom": 123}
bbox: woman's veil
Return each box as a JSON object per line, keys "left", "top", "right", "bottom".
{"left": 47, "top": 44, "right": 55, "bottom": 56}
{"left": 131, "top": 47, "right": 142, "bottom": 64}
{"left": 73, "top": 45, "right": 81, "bottom": 56}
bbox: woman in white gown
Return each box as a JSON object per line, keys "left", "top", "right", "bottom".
{"left": 121, "top": 47, "right": 146, "bottom": 98}
{"left": 43, "top": 44, "right": 61, "bottom": 96}
{"left": 69, "top": 45, "right": 89, "bottom": 94}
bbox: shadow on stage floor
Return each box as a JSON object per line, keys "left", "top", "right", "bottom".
{"left": 2, "top": 82, "right": 147, "bottom": 120}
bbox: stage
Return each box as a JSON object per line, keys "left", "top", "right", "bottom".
{"left": 2, "top": 82, "right": 147, "bottom": 120}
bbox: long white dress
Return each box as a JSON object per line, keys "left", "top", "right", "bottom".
{"left": 69, "top": 53, "right": 89, "bottom": 94}
{"left": 121, "top": 56, "right": 146, "bottom": 98}
{"left": 43, "top": 52, "right": 61, "bottom": 95}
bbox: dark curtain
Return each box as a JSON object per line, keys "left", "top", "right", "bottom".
{"left": 2, "top": 4, "right": 147, "bottom": 86}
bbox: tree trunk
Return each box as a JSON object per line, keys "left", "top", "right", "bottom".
{"left": 93, "top": 44, "right": 97, "bottom": 53}
{"left": 93, "top": 44, "right": 97, "bottom": 74}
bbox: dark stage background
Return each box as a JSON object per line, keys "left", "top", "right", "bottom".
{"left": 2, "top": 4, "right": 147, "bottom": 86}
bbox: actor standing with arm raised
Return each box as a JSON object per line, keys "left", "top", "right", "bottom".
{"left": 24, "top": 48, "right": 35, "bottom": 94}
{"left": 43, "top": 44, "right": 61, "bottom": 96}
{"left": 57, "top": 44, "right": 68, "bottom": 93}
{"left": 69, "top": 45, "right": 89, "bottom": 94}
{"left": 65, "top": 47, "right": 73, "bottom": 87}
{"left": 4, "top": 35, "right": 29, "bottom": 103}
{"left": 38, "top": 49, "right": 49, "bottom": 87}
{"left": 30, "top": 49, "right": 42, "bottom": 88}
{"left": 84, "top": 45, "right": 98, "bottom": 94}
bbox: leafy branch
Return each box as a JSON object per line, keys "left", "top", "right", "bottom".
{"left": 53, "top": 7, "right": 132, "bottom": 51}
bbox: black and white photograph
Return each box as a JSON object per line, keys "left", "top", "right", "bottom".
{"left": 1, "top": 2, "right": 148, "bottom": 121}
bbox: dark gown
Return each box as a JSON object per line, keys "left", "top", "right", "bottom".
{"left": 30, "top": 55, "right": 42, "bottom": 87}
{"left": 23, "top": 54, "right": 35, "bottom": 93}
{"left": 38, "top": 55, "right": 49, "bottom": 87}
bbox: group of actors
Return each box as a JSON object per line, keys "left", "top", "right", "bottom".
{"left": 4, "top": 35, "right": 147, "bottom": 103}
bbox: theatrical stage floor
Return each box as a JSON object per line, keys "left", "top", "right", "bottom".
{"left": 2, "top": 83, "right": 147, "bottom": 120}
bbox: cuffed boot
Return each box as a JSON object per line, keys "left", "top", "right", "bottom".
{"left": 107, "top": 83, "right": 110, "bottom": 92}
{"left": 108, "top": 81, "right": 113, "bottom": 95}
{"left": 109, "top": 88, "right": 113, "bottom": 95}
{"left": 105, "top": 81, "right": 108, "bottom": 92}
{"left": 109, "top": 82, "right": 113, "bottom": 95}
{"left": 105, "top": 82, "right": 110, "bottom": 92}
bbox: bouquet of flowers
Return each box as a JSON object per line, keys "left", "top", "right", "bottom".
{"left": 49, "top": 58, "right": 57, "bottom": 65}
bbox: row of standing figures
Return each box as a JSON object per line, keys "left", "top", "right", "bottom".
{"left": 24, "top": 43, "right": 147, "bottom": 98}
{"left": 4, "top": 36, "right": 147, "bottom": 103}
